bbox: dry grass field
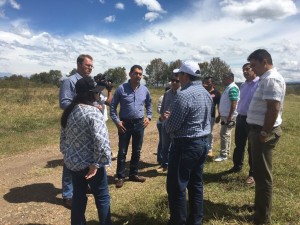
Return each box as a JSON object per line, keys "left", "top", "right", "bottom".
{"left": 0, "top": 86, "right": 299, "bottom": 225}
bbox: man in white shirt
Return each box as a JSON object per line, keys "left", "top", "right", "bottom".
{"left": 247, "top": 49, "right": 286, "bottom": 225}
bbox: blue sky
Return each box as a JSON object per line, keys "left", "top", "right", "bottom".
{"left": 0, "top": 0, "right": 300, "bottom": 82}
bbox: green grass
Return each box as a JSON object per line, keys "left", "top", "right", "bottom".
{"left": 1, "top": 86, "right": 299, "bottom": 224}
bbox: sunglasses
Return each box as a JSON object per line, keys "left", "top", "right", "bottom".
{"left": 171, "top": 79, "right": 180, "bottom": 83}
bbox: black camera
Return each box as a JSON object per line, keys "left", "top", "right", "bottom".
{"left": 94, "top": 73, "right": 113, "bottom": 91}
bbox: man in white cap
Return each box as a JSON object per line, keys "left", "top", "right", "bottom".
{"left": 162, "top": 60, "right": 212, "bottom": 225}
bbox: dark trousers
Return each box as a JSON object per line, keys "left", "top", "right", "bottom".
{"left": 167, "top": 137, "right": 208, "bottom": 225}
{"left": 232, "top": 114, "right": 253, "bottom": 176}
{"left": 161, "top": 126, "right": 171, "bottom": 168}
{"left": 248, "top": 125, "right": 282, "bottom": 224}
{"left": 116, "top": 119, "right": 145, "bottom": 179}
{"left": 156, "top": 122, "right": 163, "bottom": 164}
{"left": 71, "top": 167, "right": 111, "bottom": 225}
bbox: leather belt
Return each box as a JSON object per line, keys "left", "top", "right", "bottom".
{"left": 175, "top": 136, "right": 208, "bottom": 142}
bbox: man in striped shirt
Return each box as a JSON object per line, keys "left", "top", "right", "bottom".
{"left": 247, "top": 49, "right": 286, "bottom": 225}
{"left": 163, "top": 60, "right": 212, "bottom": 225}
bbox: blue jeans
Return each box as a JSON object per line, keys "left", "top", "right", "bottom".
{"left": 232, "top": 115, "right": 253, "bottom": 176}
{"left": 116, "top": 120, "right": 145, "bottom": 179}
{"left": 71, "top": 167, "right": 111, "bottom": 225}
{"left": 161, "top": 126, "right": 171, "bottom": 168}
{"left": 62, "top": 164, "right": 73, "bottom": 199}
{"left": 156, "top": 122, "right": 163, "bottom": 164}
{"left": 167, "top": 137, "right": 208, "bottom": 225}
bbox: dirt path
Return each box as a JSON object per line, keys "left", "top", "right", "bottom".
{"left": 0, "top": 122, "right": 219, "bottom": 225}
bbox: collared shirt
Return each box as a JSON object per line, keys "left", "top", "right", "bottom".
{"left": 59, "top": 73, "right": 83, "bottom": 110}
{"left": 164, "top": 81, "right": 212, "bottom": 138}
{"left": 110, "top": 80, "right": 152, "bottom": 124}
{"left": 247, "top": 68, "right": 286, "bottom": 127}
{"left": 160, "top": 87, "right": 180, "bottom": 115}
{"left": 237, "top": 77, "right": 259, "bottom": 116}
{"left": 60, "top": 104, "right": 112, "bottom": 171}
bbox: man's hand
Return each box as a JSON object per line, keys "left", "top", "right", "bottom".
{"left": 144, "top": 118, "right": 150, "bottom": 128}
{"left": 96, "top": 105, "right": 103, "bottom": 111}
{"left": 117, "top": 121, "right": 126, "bottom": 134}
{"left": 85, "top": 165, "right": 98, "bottom": 179}
{"left": 161, "top": 111, "right": 170, "bottom": 121}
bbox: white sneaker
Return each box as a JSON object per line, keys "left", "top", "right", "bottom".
{"left": 214, "top": 156, "right": 228, "bottom": 162}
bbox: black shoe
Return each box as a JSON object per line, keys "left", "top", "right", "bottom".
{"left": 63, "top": 198, "right": 72, "bottom": 209}
{"left": 129, "top": 175, "right": 146, "bottom": 183}
{"left": 115, "top": 179, "right": 124, "bottom": 188}
{"left": 227, "top": 167, "right": 242, "bottom": 173}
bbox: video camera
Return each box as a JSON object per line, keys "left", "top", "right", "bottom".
{"left": 94, "top": 73, "right": 113, "bottom": 91}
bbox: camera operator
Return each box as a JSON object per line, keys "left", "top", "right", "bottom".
{"left": 94, "top": 73, "right": 113, "bottom": 122}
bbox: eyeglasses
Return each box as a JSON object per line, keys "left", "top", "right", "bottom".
{"left": 171, "top": 79, "right": 180, "bottom": 83}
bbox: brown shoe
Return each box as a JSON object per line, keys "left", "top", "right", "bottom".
{"left": 207, "top": 150, "right": 213, "bottom": 157}
{"left": 156, "top": 166, "right": 168, "bottom": 173}
{"left": 129, "top": 175, "right": 146, "bottom": 183}
{"left": 115, "top": 179, "right": 124, "bottom": 188}
{"left": 63, "top": 198, "right": 72, "bottom": 209}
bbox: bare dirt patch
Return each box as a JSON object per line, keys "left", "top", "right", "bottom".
{"left": 0, "top": 122, "right": 219, "bottom": 225}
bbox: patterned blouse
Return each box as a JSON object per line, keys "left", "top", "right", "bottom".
{"left": 60, "top": 104, "right": 112, "bottom": 171}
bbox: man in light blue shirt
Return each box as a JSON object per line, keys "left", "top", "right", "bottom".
{"left": 59, "top": 54, "right": 94, "bottom": 208}
{"left": 110, "top": 65, "right": 152, "bottom": 188}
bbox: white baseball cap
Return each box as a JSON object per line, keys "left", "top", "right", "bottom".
{"left": 173, "top": 68, "right": 180, "bottom": 73}
{"left": 178, "top": 60, "right": 201, "bottom": 77}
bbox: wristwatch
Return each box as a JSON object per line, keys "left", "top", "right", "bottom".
{"left": 260, "top": 131, "right": 269, "bottom": 137}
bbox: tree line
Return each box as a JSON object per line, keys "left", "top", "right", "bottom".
{"left": 0, "top": 57, "right": 231, "bottom": 88}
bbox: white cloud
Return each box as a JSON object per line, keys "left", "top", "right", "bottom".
{"left": 10, "top": 19, "right": 32, "bottom": 37}
{"left": 144, "top": 12, "right": 160, "bottom": 22}
{"left": 8, "top": 0, "right": 20, "bottom": 9}
{"left": 0, "top": 0, "right": 299, "bottom": 82}
{"left": 134, "top": 0, "right": 165, "bottom": 12}
{"left": 221, "top": 0, "right": 298, "bottom": 22}
{"left": 104, "top": 15, "right": 116, "bottom": 23}
{"left": 99, "top": 0, "right": 105, "bottom": 4}
{"left": 115, "top": 2, "right": 124, "bottom": 10}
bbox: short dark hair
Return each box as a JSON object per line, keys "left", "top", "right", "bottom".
{"left": 77, "top": 54, "right": 93, "bottom": 65}
{"left": 242, "top": 63, "right": 250, "bottom": 68}
{"left": 223, "top": 72, "right": 234, "bottom": 80}
{"left": 130, "top": 65, "right": 143, "bottom": 74}
{"left": 204, "top": 76, "right": 214, "bottom": 82}
{"left": 247, "top": 49, "right": 273, "bottom": 65}
{"left": 187, "top": 74, "right": 200, "bottom": 81}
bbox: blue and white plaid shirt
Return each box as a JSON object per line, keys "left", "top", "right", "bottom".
{"left": 164, "top": 81, "right": 212, "bottom": 139}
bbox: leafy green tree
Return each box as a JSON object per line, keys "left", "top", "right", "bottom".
{"left": 145, "top": 58, "right": 168, "bottom": 87}
{"left": 199, "top": 57, "right": 231, "bottom": 84}
{"left": 69, "top": 68, "right": 77, "bottom": 76}
{"left": 103, "top": 67, "right": 127, "bottom": 86}
{"left": 167, "top": 59, "right": 181, "bottom": 81}
{"left": 30, "top": 70, "right": 62, "bottom": 86}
